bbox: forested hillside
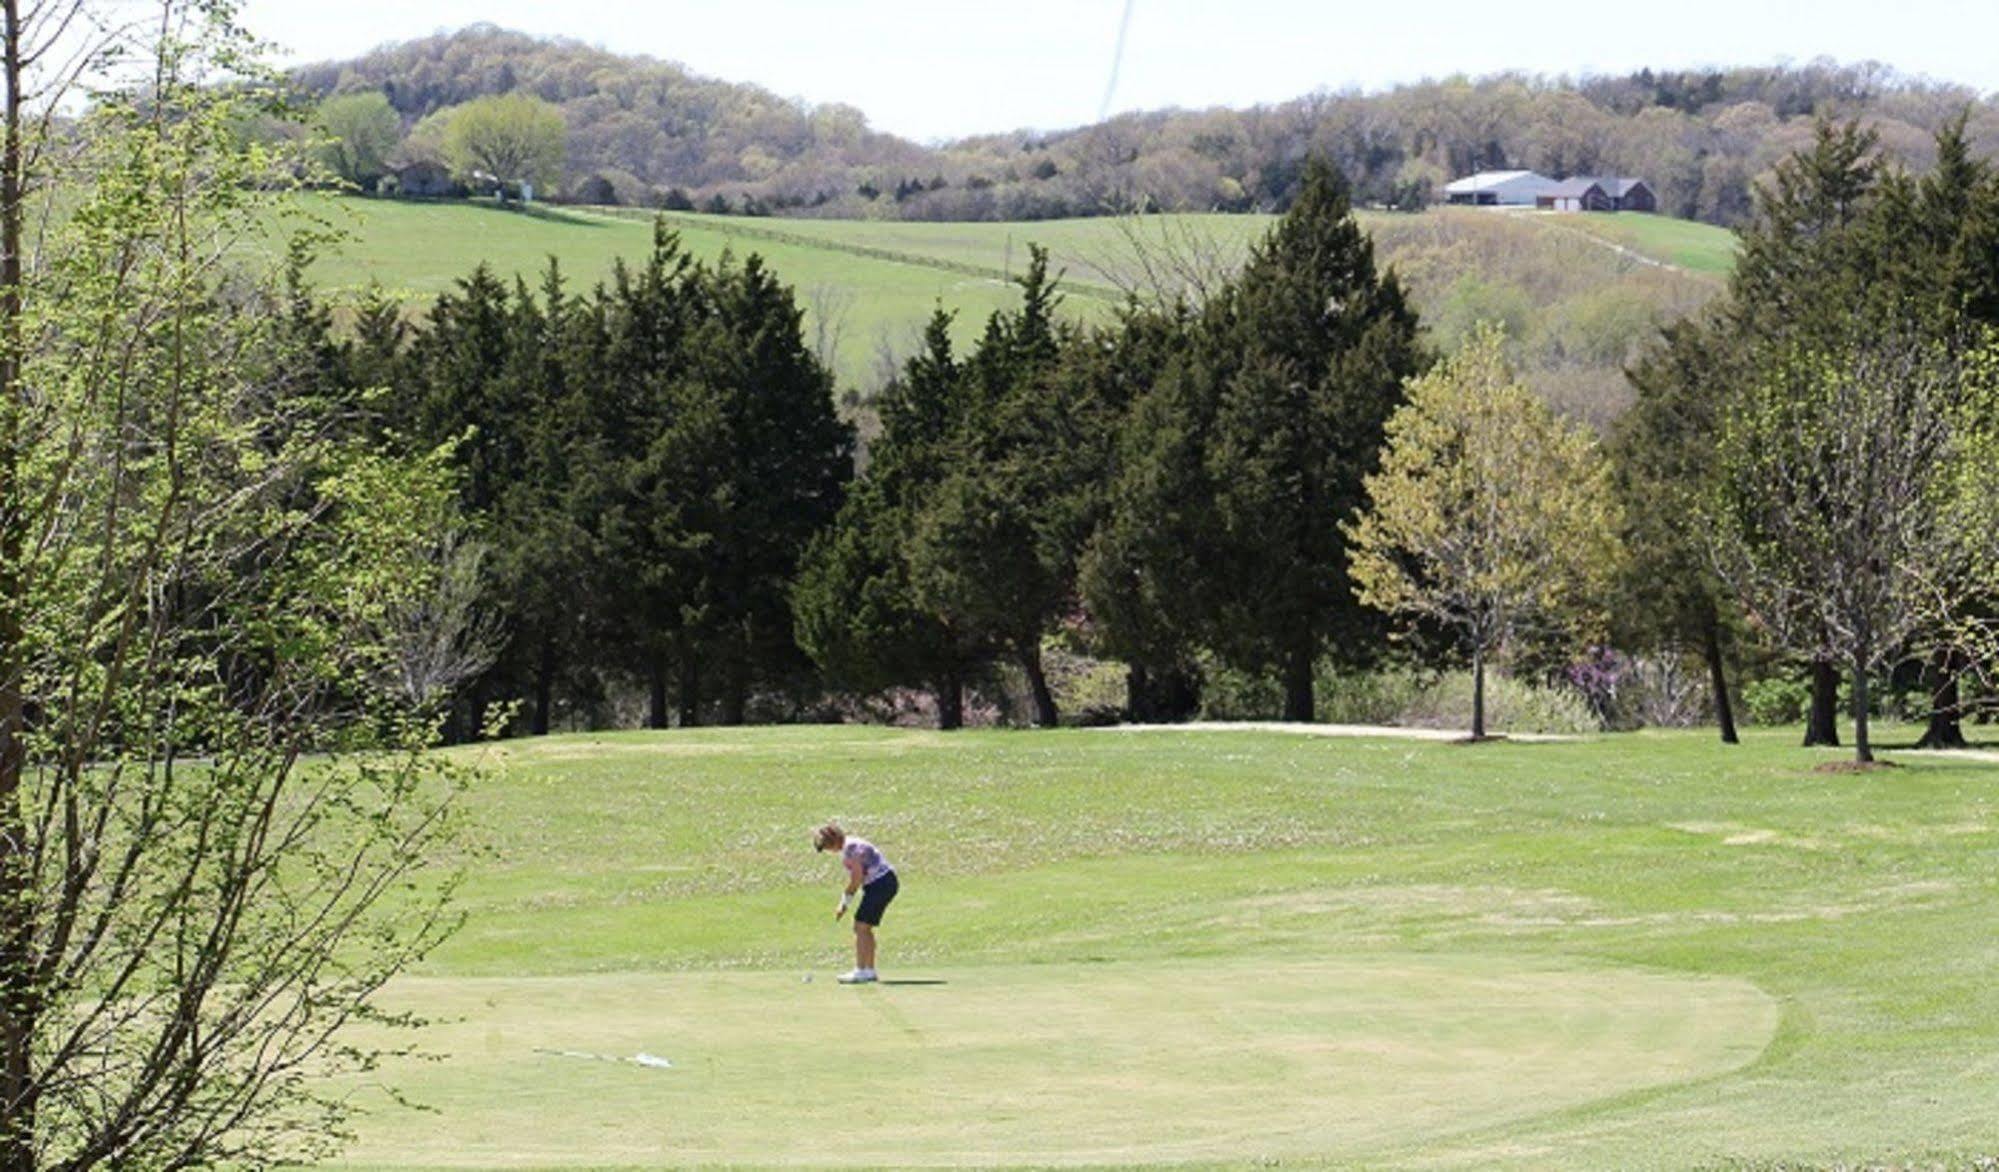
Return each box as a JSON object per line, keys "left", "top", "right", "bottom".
{"left": 291, "top": 25, "right": 1999, "bottom": 224}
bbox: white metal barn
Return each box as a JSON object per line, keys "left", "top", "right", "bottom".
{"left": 1442, "top": 170, "right": 1559, "bottom": 206}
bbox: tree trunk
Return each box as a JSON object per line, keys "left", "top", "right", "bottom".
{"left": 1020, "top": 642, "right": 1058, "bottom": 728}
{"left": 0, "top": 6, "right": 37, "bottom": 1166}
{"left": 1803, "top": 660, "right": 1840, "bottom": 747}
{"left": 1916, "top": 646, "right": 1967, "bottom": 750}
{"left": 646, "top": 658, "right": 668, "bottom": 730}
{"left": 676, "top": 652, "right": 700, "bottom": 728}
{"left": 1126, "top": 663, "right": 1151, "bottom": 723}
{"left": 1471, "top": 643, "right": 1487, "bottom": 740}
{"left": 936, "top": 662, "right": 963, "bottom": 731}
{"left": 718, "top": 640, "right": 748, "bottom": 727}
{"left": 530, "top": 630, "right": 556, "bottom": 736}
{"left": 1281, "top": 643, "right": 1314, "bottom": 723}
{"left": 1852, "top": 661, "right": 1873, "bottom": 764}
{"left": 1702, "top": 609, "right": 1739, "bottom": 746}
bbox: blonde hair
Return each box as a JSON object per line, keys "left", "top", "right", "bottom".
{"left": 813, "top": 822, "right": 844, "bottom": 852}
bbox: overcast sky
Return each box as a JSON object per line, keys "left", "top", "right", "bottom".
{"left": 239, "top": 0, "right": 1999, "bottom": 142}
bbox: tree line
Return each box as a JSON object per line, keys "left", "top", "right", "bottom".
{"left": 290, "top": 25, "right": 1999, "bottom": 226}
{"left": 269, "top": 125, "right": 1999, "bottom": 761}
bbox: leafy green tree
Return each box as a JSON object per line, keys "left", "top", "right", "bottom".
{"left": 0, "top": 7, "right": 464, "bottom": 1166}
{"left": 402, "top": 263, "right": 588, "bottom": 737}
{"left": 314, "top": 90, "right": 402, "bottom": 190}
{"left": 588, "top": 230, "right": 701, "bottom": 725}
{"left": 676, "top": 252, "right": 854, "bottom": 723}
{"left": 1707, "top": 330, "right": 1999, "bottom": 763}
{"left": 1347, "top": 325, "right": 1623, "bottom": 739}
{"left": 1869, "top": 114, "right": 1999, "bottom": 746}
{"left": 1198, "top": 159, "right": 1423, "bottom": 721}
{"left": 442, "top": 92, "right": 567, "bottom": 198}
{"left": 1714, "top": 119, "right": 1887, "bottom": 747}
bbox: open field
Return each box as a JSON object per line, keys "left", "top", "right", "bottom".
{"left": 329, "top": 724, "right": 1999, "bottom": 1170}
{"left": 286, "top": 197, "right": 1735, "bottom": 396}
{"left": 1554, "top": 211, "right": 1742, "bottom": 275}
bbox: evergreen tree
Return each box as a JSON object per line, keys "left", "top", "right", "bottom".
{"left": 1715, "top": 120, "right": 1888, "bottom": 747}
{"left": 795, "top": 310, "right": 981, "bottom": 727}
{"left": 1611, "top": 315, "right": 1747, "bottom": 743}
{"left": 1197, "top": 158, "right": 1423, "bottom": 721}
{"left": 904, "top": 248, "right": 1082, "bottom": 726}
{"left": 591, "top": 230, "right": 703, "bottom": 725}
{"left": 687, "top": 252, "right": 854, "bottom": 723}
{"left": 1073, "top": 302, "right": 1205, "bottom": 720}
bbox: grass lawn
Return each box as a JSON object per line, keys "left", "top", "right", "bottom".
{"left": 328, "top": 724, "right": 1999, "bottom": 1170}
{"left": 1556, "top": 211, "right": 1741, "bottom": 275}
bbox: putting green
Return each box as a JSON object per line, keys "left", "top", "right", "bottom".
{"left": 334, "top": 953, "right": 1776, "bottom": 1169}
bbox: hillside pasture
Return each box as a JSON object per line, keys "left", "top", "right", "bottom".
{"left": 327, "top": 725, "right": 1999, "bottom": 1170}
{"left": 290, "top": 198, "right": 1732, "bottom": 419}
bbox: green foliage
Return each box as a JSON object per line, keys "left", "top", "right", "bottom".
{"left": 1705, "top": 329, "right": 1999, "bottom": 758}
{"left": 440, "top": 92, "right": 567, "bottom": 194}
{"left": 1197, "top": 161, "right": 1425, "bottom": 717}
{"left": 0, "top": 8, "right": 466, "bottom": 1165}
{"left": 382, "top": 225, "right": 852, "bottom": 732}
{"left": 1348, "top": 324, "right": 1624, "bottom": 733}
{"left": 795, "top": 311, "right": 976, "bottom": 719}
{"left": 799, "top": 252, "right": 1103, "bottom": 727}
{"left": 1741, "top": 675, "right": 1811, "bottom": 726}
{"left": 314, "top": 90, "right": 402, "bottom": 189}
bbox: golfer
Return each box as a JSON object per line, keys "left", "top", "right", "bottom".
{"left": 814, "top": 822, "right": 898, "bottom": 984}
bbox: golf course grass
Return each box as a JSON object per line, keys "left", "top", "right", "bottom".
{"left": 328, "top": 724, "right": 1999, "bottom": 1170}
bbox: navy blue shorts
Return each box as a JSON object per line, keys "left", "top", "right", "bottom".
{"left": 855, "top": 871, "right": 899, "bottom": 926}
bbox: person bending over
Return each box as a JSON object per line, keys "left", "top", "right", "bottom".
{"left": 814, "top": 821, "right": 898, "bottom": 984}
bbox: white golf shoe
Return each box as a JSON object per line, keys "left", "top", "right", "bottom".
{"left": 836, "top": 968, "right": 877, "bottom": 984}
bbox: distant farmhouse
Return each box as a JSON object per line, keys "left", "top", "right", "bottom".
{"left": 1443, "top": 170, "right": 1655, "bottom": 213}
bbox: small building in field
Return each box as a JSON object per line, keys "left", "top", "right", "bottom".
{"left": 1597, "top": 177, "right": 1657, "bottom": 212}
{"left": 1537, "top": 178, "right": 1612, "bottom": 213}
{"left": 1537, "top": 176, "right": 1657, "bottom": 213}
{"left": 1443, "top": 170, "right": 1560, "bottom": 206}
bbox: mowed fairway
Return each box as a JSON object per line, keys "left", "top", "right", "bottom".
{"left": 329, "top": 726, "right": 1999, "bottom": 1170}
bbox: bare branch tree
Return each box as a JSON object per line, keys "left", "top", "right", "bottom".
{"left": 379, "top": 527, "right": 504, "bottom": 709}
{"left": 804, "top": 280, "right": 854, "bottom": 377}
{"left": 1074, "top": 210, "right": 1255, "bottom": 308}
{"left": 0, "top": 5, "right": 468, "bottom": 1168}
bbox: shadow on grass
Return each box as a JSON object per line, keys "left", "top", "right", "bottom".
{"left": 877, "top": 979, "right": 948, "bottom": 987}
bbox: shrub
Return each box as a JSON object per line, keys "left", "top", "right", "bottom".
{"left": 1313, "top": 666, "right": 1435, "bottom": 725}
{"left": 1395, "top": 671, "right": 1601, "bottom": 735}
{"left": 1195, "top": 655, "right": 1284, "bottom": 721}
{"left": 1742, "top": 675, "right": 1809, "bottom": 725}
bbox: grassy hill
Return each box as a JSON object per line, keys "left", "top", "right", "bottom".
{"left": 327, "top": 724, "right": 1999, "bottom": 1169}
{"left": 292, "top": 197, "right": 1735, "bottom": 420}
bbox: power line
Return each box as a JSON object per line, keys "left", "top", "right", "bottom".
{"left": 1098, "top": 0, "right": 1136, "bottom": 122}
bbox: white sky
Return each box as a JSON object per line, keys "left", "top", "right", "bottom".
{"left": 240, "top": 0, "right": 1999, "bottom": 143}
